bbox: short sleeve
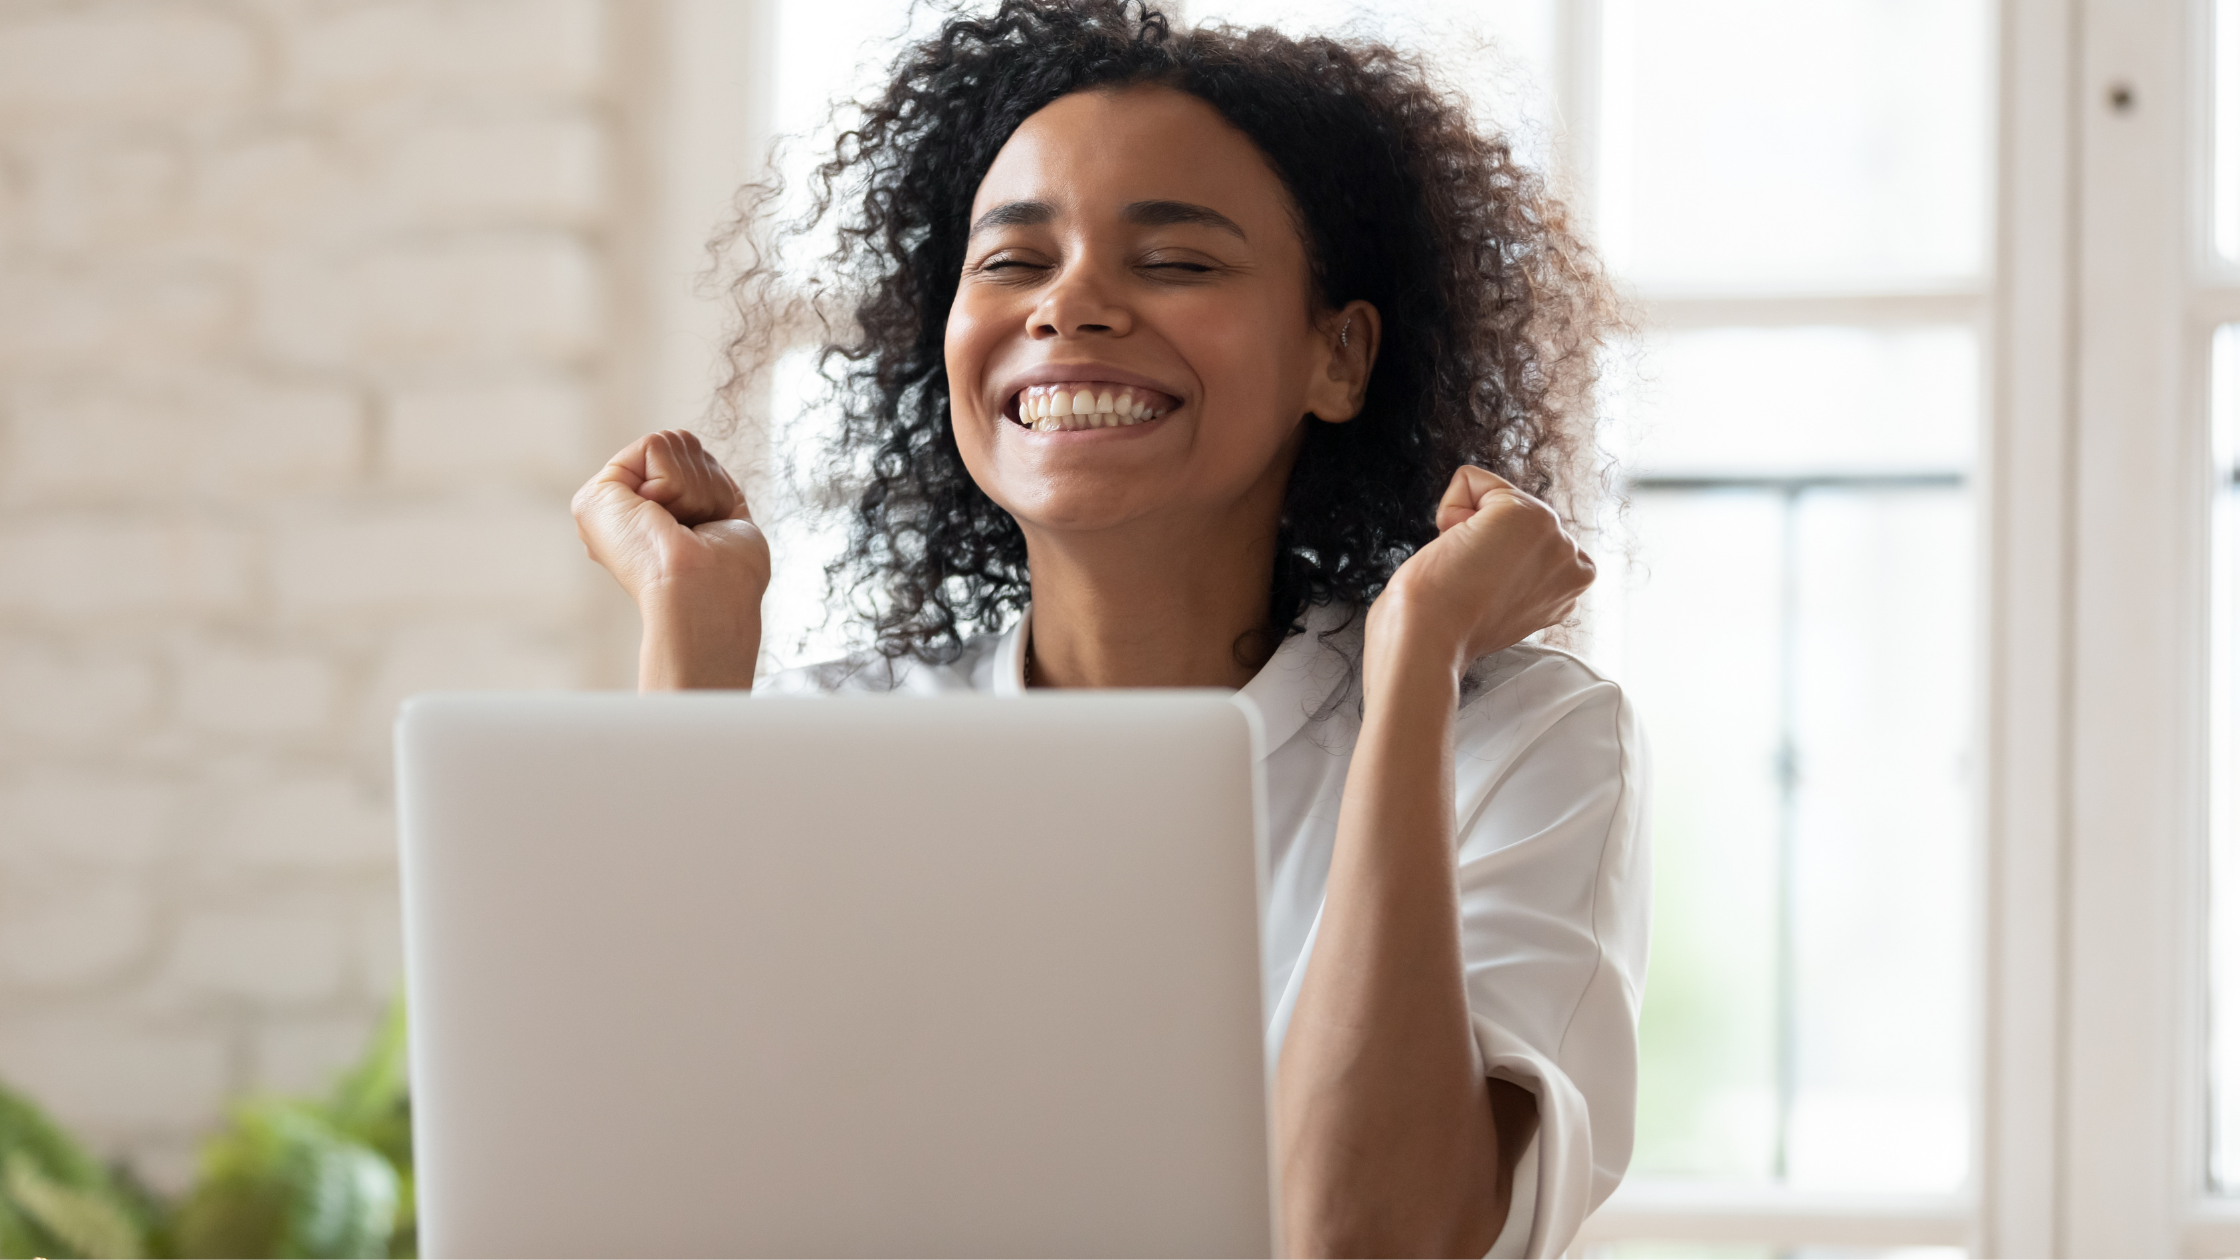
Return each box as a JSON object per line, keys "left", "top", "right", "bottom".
{"left": 1450, "top": 648, "right": 1652, "bottom": 1257}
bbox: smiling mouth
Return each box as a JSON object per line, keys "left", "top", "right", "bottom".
{"left": 1008, "top": 382, "right": 1177, "bottom": 432}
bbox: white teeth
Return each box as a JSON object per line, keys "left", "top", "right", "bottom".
{"left": 1012, "top": 383, "right": 1176, "bottom": 432}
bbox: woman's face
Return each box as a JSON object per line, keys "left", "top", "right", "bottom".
{"left": 945, "top": 85, "right": 1365, "bottom": 536}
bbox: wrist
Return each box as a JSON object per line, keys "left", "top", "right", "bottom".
{"left": 639, "top": 585, "right": 762, "bottom": 691}
{"left": 1365, "top": 584, "right": 1468, "bottom": 687}
{"left": 1352, "top": 596, "right": 1460, "bottom": 708}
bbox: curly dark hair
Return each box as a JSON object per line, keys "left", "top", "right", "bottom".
{"left": 719, "top": 0, "right": 1614, "bottom": 665}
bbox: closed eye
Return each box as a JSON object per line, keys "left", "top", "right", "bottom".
{"left": 967, "top": 244, "right": 1056, "bottom": 277}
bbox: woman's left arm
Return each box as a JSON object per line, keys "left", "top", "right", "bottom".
{"left": 1276, "top": 467, "right": 1596, "bottom": 1258}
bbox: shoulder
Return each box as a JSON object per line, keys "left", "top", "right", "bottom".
{"left": 759, "top": 632, "right": 1009, "bottom": 696}
{"left": 1458, "top": 640, "right": 1634, "bottom": 748}
{"left": 1449, "top": 641, "right": 1644, "bottom": 837}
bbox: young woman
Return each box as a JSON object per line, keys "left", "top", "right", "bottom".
{"left": 572, "top": 2, "right": 1648, "bottom": 1254}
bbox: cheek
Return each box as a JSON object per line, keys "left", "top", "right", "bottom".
{"left": 943, "top": 301, "right": 997, "bottom": 424}
{"left": 942, "top": 300, "right": 1010, "bottom": 502}
{"left": 1167, "top": 291, "right": 1313, "bottom": 436}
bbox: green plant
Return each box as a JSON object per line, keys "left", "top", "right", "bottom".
{"left": 0, "top": 998, "right": 414, "bottom": 1260}
{"left": 0, "top": 1086, "right": 153, "bottom": 1259}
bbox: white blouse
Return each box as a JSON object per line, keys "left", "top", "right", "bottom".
{"left": 765, "top": 602, "right": 1651, "bottom": 1257}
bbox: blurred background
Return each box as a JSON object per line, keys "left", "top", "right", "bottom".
{"left": 0, "top": 0, "right": 2228, "bottom": 1256}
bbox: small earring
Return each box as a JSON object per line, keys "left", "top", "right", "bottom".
{"left": 1339, "top": 320, "right": 1351, "bottom": 348}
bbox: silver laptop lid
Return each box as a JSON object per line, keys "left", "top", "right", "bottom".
{"left": 397, "top": 691, "right": 1272, "bottom": 1258}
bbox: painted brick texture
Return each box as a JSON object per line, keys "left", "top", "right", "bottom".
{"left": 0, "top": 0, "right": 627, "bottom": 1187}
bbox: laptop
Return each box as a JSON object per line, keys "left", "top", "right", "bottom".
{"left": 395, "top": 691, "right": 1274, "bottom": 1258}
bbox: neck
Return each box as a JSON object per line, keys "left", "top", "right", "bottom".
{"left": 1022, "top": 509, "right": 1281, "bottom": 690}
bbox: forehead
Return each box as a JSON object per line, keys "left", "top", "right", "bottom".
{"left": 970, "top": 85, "right": 1296, "bottom": 231}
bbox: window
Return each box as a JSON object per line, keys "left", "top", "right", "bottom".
{"left": 638, "top": 0, "right": 2237, "bottom": 1252}
{"left": 1589, "top": 0, "right": 1987, "bottom": 1239}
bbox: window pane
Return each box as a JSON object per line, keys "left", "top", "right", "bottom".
{"left": 1182, "top": 0, "right": 1560, "bottom": 167}
{"left": 1603, "top": 325, "right": 1976, "bottom": 1192}
{"left": 1599, "top": 0, "right": 1991, "bottom": 290}
{"left": 1609, "top": 326, "right": 1977, "bottom": 477}
{"left": 2216, "top": 0, "right": 2240, "bottom": 262}
{"left": 757, "top": 0, "right": 930, "bottom": 674}
{"left": 772, "top": 0, "right": 924, "bottom": 141}
{"left": 2210, "top": 323, "right": 2240, "bottom": 1192}
{"left": 1619, "top": 491, "right": 1786, "bottom": 1181}
{"left": 1788, "top": 489, "right": 1971, "bottom": 1192}
{"left": 758, "top": 347, "right": 858, "bottom": 674}
{"left": 1615, "top": 486, "right": 1971, "bottom": 1191}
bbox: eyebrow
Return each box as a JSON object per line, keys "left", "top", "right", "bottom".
{"left": 1122, "top": 199, "right": 1247, "bottom": 239}
{"left": 966, "top": 198, "right": 1248, "bottom": 240}
{"left": 969, "top": 200, "right": 1055, "bottom": 235}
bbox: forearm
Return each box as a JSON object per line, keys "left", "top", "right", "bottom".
{"left": 1276, "top": 624, "right": 1506, "bottom": 1257}
{"left": 638, "top": 584, "right": 762, "bottom": 691}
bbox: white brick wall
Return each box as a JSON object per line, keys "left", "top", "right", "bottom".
{"left": 0, "top": 0, "right": 649, "bottom": 1189}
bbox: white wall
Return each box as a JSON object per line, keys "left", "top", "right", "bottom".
{"left": 0, "top": 0, "right": 686, "bottom": 1189}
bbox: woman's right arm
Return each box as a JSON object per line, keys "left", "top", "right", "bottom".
{"left": 571, "top": 430, "right": 770, "bottom": 692}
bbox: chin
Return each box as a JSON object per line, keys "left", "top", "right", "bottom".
{"left": 997, "top": 481, "right": 1170, "bottom": 535}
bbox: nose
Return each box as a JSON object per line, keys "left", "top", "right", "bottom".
{"left": 1028, "top": 260, "right": 1133, "bottom": 340}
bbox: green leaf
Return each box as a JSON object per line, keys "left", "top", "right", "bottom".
{"left": 324, "top": 998, "right": 412, "bottom": 1178}
{"left": 384, "top": 1169, "right": 415, "bottom": 1260}
{"left": 0, "top": 1081, "right": 106, "bottom": 1193}
{"left": 176, "top": 1102, "right": 396, "bottom": 1260}
{"left": 277, "top": 1132, "right": 393, "bottom": 1260}
{"left": 104, "top": 1163, "right": 173, "bottom": 1260}
{"left": 0, "top": 1191, "right": 43, "bottom": 1260}
{"left": 327, "top": 999, "right": 407, "bottom": 1142}
{"left": 172, "top": 1172, "right": 284, "bottom": 1260}
{"left": 0, "top": 1080, "right": 147, "bottom": 1259}
{"left": 2, "top": 1154, "right": 144, "bottom": 1259}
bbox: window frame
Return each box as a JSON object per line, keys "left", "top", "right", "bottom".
{"left": 2055, "top": 0, "right": 2213, "bottom": 1254}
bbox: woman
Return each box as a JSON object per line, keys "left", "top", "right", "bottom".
{"left": 572, "top": 1, "right": 1648, "bottom": 1254}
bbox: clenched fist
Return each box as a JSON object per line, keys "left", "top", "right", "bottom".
{"left": 572, "top": 430, "right": 769, "bottom": 690}
{"left": 1368, "top": 465, "right": 1596, "bottom": 678}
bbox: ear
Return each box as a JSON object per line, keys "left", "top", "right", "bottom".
{"left": 1304, "top": 300, "right": 1381, "bottom": 424}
